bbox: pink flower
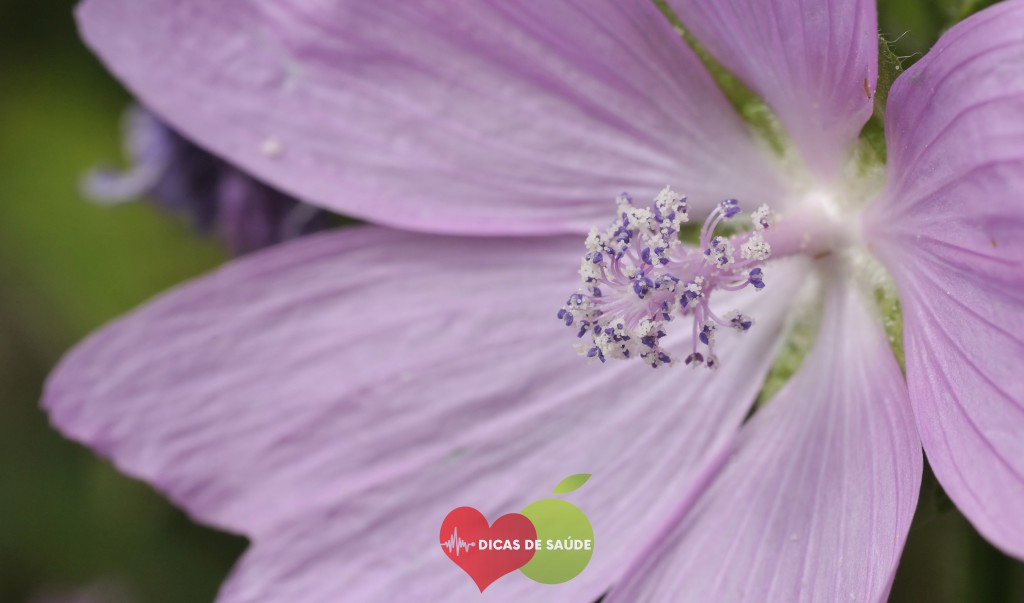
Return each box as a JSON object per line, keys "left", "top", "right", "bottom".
{"left": 48, "top": 0, "right": 1024, "bottom": 601}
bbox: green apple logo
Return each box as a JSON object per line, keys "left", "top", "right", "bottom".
{"left": 518, "top": 474, "right": 595, "bottom": 584}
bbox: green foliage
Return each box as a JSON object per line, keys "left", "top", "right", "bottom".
{"left": 875, "top": 284, "right": 906, "bottom": 372}
{"left": 874, "top": 32, "right": 914, "bottom": 123}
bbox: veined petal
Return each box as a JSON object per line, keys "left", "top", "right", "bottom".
{"left": 76, "top": 0, "right": 784, "bottom": 234}
{"left": 865, "top": 0, "right": 1024, "bottom": 559}
{"left": 667, "top": 0, "right": 877, "bottom": 180}
{"left": 606, "top": 277, "right": 921, "bottom": 603}
{"left": 44, "top": 227, "right": 805, "bottom": 601}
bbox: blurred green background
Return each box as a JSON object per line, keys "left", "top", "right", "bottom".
{"left": 0, "top": 0, "right": 1021, "bottom": 601}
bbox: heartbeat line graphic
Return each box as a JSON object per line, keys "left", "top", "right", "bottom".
{"left": 441, "top": 527, "right": 475, "bottom": 557}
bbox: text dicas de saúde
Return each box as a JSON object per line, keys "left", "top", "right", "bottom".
{"left": 477, "top": 539, "right": 593, "bottom": 551}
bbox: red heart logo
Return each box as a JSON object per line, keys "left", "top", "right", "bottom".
{"left": 439, "top": 507, "right": 537, "bottom": 592}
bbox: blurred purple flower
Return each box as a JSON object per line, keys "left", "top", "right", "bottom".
{"left": 46, "top": 0, "right": 1024, "bottom": 601}
{"left": 85, "top": 106, "right": 327, "bottom": 255}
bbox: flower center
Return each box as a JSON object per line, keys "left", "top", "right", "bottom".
{"left": 558, "top": 187, "right": 838, "bottom": 368}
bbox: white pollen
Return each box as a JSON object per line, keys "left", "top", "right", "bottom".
{"left": 752, "top": 203, "right": 773, "bottom": 230}
{"left": 636, "top": 318, "right": 657, "bottom": 338}
{"left": 584, "top": 227, "right": 604, "bottom": 252}
{"left": 705, "top": 236, "right": 735, "bottom": 267}
{"left": 741, "top": 232, "right": 772, "bottom": 261}
{"left": 624, "top": 206, "right": 655, "bottom": 233}
{"left": 579, "top": 258, "right": 602, "bottom": 283}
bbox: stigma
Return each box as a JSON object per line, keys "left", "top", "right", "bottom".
{"left": 557, "top": 187, "right": 773, "bottom": 369}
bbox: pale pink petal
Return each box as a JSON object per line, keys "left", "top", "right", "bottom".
{"left": 76, "top": 0, "right": 785, "bottom": 234}
{"left": 45, "top": 226, "right": 806, "bottom": 601}
{"left": 865, "top": 0, "right": 1024, "bottom": 559}
{"left": 668, "top": 0, "right": 877, "bottom": 179}
{"left": 606, "top": 278, "right": 922, "bottom": 602}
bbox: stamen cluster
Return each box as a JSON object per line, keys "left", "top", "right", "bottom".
{"left": 557, "top": 187, "right": 773, "bottom": 368}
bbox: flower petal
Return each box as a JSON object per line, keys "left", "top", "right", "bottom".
{"left": 865, "top": 0, "right": 1024, "bottom": 559}
{"left": 44, "top": 226, "right": 805, "bottom": 601}
{"left": 606, "top": 277, "right": 922, "bottom": 602}
{"left": 76, "top": 0, "right": 784, "bottom": 234}
{"left": 667, "top": 0, "right": 877, "bottom": 179}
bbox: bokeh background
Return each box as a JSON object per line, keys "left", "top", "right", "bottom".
{"left": 0, "top": 0, "right": 1022, "bottom": 601}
